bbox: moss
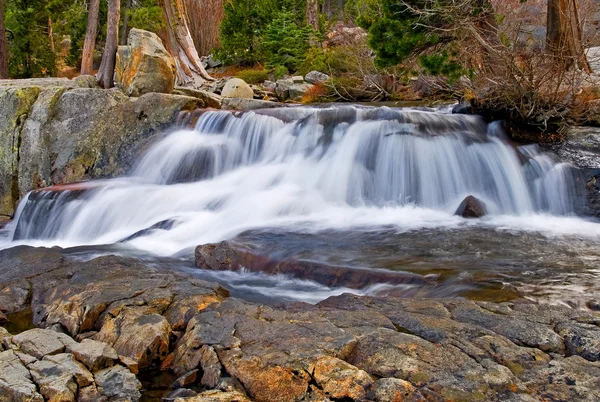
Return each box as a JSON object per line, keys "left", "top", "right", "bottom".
{"left": 505, "top": 361, "right": 525, "bottom": 376}
{"left": 408, "top": 371, "right": 431, "bottom": 385}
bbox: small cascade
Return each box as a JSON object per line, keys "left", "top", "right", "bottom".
{"left": 2, "top": 105, "right": 586, "bottom": 255}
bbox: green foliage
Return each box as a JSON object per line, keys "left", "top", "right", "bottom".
{"left": 297, "top": 46, "right": 354, "bottom": 76}
{"left": 263, "top": 11, "right": 313, "bottom": 71}
{"left": 5, "top": 0, "right": 57, "bottom": 77}
{"left": 235, "top": 69, "right": 269, "bottom": 84}
{"left": 272, "top": 65, "right": 288, "bottom": 79}
{"left": 217, "top": 0, "right": 308, "bottom": 68}
{"left": 126, "top": 0, "right": 164, "bottom": 34}
{"left": 418, "top": 51, "right": 466, "bottom": 83}
{"left": 47, "top": 0, "right": 91, "bottom": 67}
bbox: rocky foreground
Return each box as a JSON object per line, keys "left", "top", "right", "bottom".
{"left": 0, "top": 246, "right": 599, "bottom": 401}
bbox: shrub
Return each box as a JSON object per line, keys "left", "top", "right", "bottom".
{"left": 236, "top": 69, "right": 269, "bottom": 84}
{"left": 263, "top": 11, "right": 314, "bottom": 71}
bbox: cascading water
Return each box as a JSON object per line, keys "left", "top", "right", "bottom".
{"left": 4, "top": 105, "right": 600, "bottom": 306}
{"left": 1, "top": 105, "right": 591, "bottom": 256}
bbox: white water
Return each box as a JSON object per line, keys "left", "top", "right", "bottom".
{"left": 2, "top": 105, "right": 597, "bottom": 256}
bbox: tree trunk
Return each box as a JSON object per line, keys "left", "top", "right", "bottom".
{"left": 120, "top": 0, "right": 131, "bottom": 45}
{"left": 307, "top": 0, "right": 319, "bottom": 31}
{"left": 97, "top": 0, "right": 120, "bottom": 88}
{"left": 159, "top": 0, "right": 213, "bottom": 87}
{"left": 185, "top": 0, "right": 224, "bottom": 56}
{"left": 547, "top": 0, "right": 591, "bottom": 72}
{"left": 48, "top": 16, "right": 55, "bottom": 53}
{"left": 0, "top": 0, "right": 9, "bottom": 78}
{"left": 81, "top": 0, "right": 100, "bottom": 75}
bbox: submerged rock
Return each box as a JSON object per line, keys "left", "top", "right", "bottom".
{"left": 116, "top": 28, "right": 176, "bottom": 97}
{"left": 455, "top": 195, "right": 487, "bottom": 218}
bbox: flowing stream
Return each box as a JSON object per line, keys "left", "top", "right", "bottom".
{"left": 1, "top": 105, "right": 599, "bottom": 307}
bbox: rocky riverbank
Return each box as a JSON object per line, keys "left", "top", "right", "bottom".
{"left": 1, "top": 246, "right": 599, "bottom": 401}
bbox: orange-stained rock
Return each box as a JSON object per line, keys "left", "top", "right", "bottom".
{"left": 310, "top": 356, "right": 374, "bottom": 400}
{"left": 116, "top": 29, "right": 176, "bottom": 97}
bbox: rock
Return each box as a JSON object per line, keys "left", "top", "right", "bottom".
{"left": 0, "top": 82, "right": 203, "bottom": 217}
{"left": 275, "top": 78, "right": 294, "bottom": 100}
{"left": 305, "top": 71, "right": 330, "bottom": 85}
{"left": 289, "top": 83, "right": 315, "bottom": 101}
{"left": 116, "top": 28, "right": 176, "bottom": 97}
{"left": 311, "top": 356, "right": 374, "bottom": 400}
{"left": 557, "top": 322, "right": 600, "bottom": 362}
{"left": 195, "top": 241, "right": 425, "bottom": 289}
{"left": 291, "top": 76, "right": 304, "bottom": 84}
{"left": 164, "top": 388, "right": 198, "bottom": 401}
{"left": 0, "top": 349, "right": 44, "bottom": 402}
{"left": 454, "top": 195, "right": 487, "bottom": 218}
{"left": 11, "top": 328, "right": 76, "bottom": 359}
{"left": 67, "top": 339, "right": 118, "bottom": 372}
{"left": 199, "top": 345, "right": 222, "bottom": 388}
{"left": 262, "top": 80, "right": 276, "bottom": 92}
{"left": 221, "top": 78, "right": 254, "bottom": 99}
{"left": 370, "top": 378, "right": 425, "bottom": 402}
{"left": 77, "top": 384, "right": 107, "bottom": 402}
{"left": 119, "top": 355, "right": 139, "bottom": 375}
{"left": 173, "top": 390, "right": 250, "bottom": 402}
{"left": 221, "top": 98, "right": 282, "bottom": 111}
{"left": 173, "top": 87, "right": 223, "bottom": 108}
{"left": 29, "top": 358, "right": 79, "bottom": 402}
{"left": 452, "top": 101, "right": 473, "bottom": 115}
{"left": 94, "top": 365, "right": 142, "bottom": 400}
{"left": 44, "top": 353, "right": 94, "bottom": 387}
{"left": 0, "top": 311, "right": 6, "bottom": 324}
{"left": 172, "top": 369, "right": 199, "bottom": 389}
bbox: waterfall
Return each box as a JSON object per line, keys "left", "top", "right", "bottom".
{"left": 3, "top": 105, "right": 585, "bottom": 255}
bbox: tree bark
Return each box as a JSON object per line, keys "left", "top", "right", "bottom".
{"left": 547, "top": 0, "right": 591, "bottom": 72}
{"left": 0, "top": 0, "right": 9, "bottom": 79}
{"left": 159, "top": 0, "right": 213, "bottom": 86}
{"left": 97, "top": 0, "right": 120, "bottom": 88}
{"left": 81, "top": 0, "right": 101, "bottom": 75}
{"left": 184, "top": 0, "right": 224, "bottom": 56}
{"left": 48, "top": 16, "right": 55, "bottom": 53}
{"left": 307, "top": 0, "right": 319, "bottom": 31}
{"left": 120, "top": 0, "right": 131, "bottom": 45}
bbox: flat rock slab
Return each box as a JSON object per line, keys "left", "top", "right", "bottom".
{"left": 1, "top": 246, "right": 600, "bottom": 401}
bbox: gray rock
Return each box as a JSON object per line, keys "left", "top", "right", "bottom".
{"left": 275, "top": 78, "right": 294, "bottom": 100}
{"left": 221, "top": 78, "right": 254, "bottom": 99}
{"left": 95, "top": 365, "right": 142, "bottom": 400}
{"left": 0, "top": 349, "right": 44, "bottom": 402}
{"left": 291, "top": 76, "right": 304, "bottom": 84}
{"left": 173, "top": 87, "right": 223, "bottom": 109}
{"left": 370, "top": 377, "right": 425, "bottom": 402}
{"left": 199, "top": 345, "right": 222, "bottom": 388}
{"left": 116, "top": 28, "right": 176, "bottom": 97}
{"left": 221, "top": 98, "right": 282, "bottom": 111}
{"left": 66, "top": 339, "right": 118, "bottom": 372}
{"left": 11, "top": 328, "right": 76, "bottom": 359}
{"left": 44, "top": 353, "right": 94, "bottom": 387}
{"left": 305, "top": 71, "right": 330, "bottom": 85}
{"left": 289, "top": 83, "right": 315, "bottom": 101}
{"left": 29, "top": 357, "right": 78, "bottom": 402}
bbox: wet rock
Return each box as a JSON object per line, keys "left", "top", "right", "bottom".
{"left": 196, "top": 241, "right": 425, "bottom": 289}
{"left": 455, "top": 195, "right": 487, "bottom": 218}
{"left": 0, "top": 311, "right": 6, "bottom": 325}
{"left": 0, "top": 349, "right": 44, "bottom": 402}
{"left": 11, "top": 328, "right": 76, "bottom": 359}
{"left": 311, "top": 356, "right": 374, "bottom": 400}
{"left": 173, "top": 87, "right": 223, "bottom": 109}
{"left": 221, "top": 78, "right": 254, "bottom": 99}
{"left": 94, "top": 365, "right": 142, "bottom": 400}
{"left": 67, "top": 339, "right": 118, "bottom": 372}
{"left": 305, "top": 71, "right": 329, "bottom": 85}
{"left": 116, "top": 28, "right": 176, "bottom": 97}
{"left": 221, "top": 98, "right": 282, "bottom": 111}
{"left": 370, "top": 378, "right": 426, "bottom": 402}
{"left": 173, "top": 390, "right": 250, "bottom": 402}
{"left": 452, "top": 101, "right": 473, "bottom": 115}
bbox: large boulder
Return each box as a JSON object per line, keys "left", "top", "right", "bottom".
{"left": 305, "top": 71, "right": 330, "bottom": 85}
{"left": 221, "top": 78, "right": 254, "bottom": 99}
{"left": 0, "top": 80, "right": 203, "bottom": 217}
{"left": 116, "top": 28, "right": 176, "bottom": 97}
